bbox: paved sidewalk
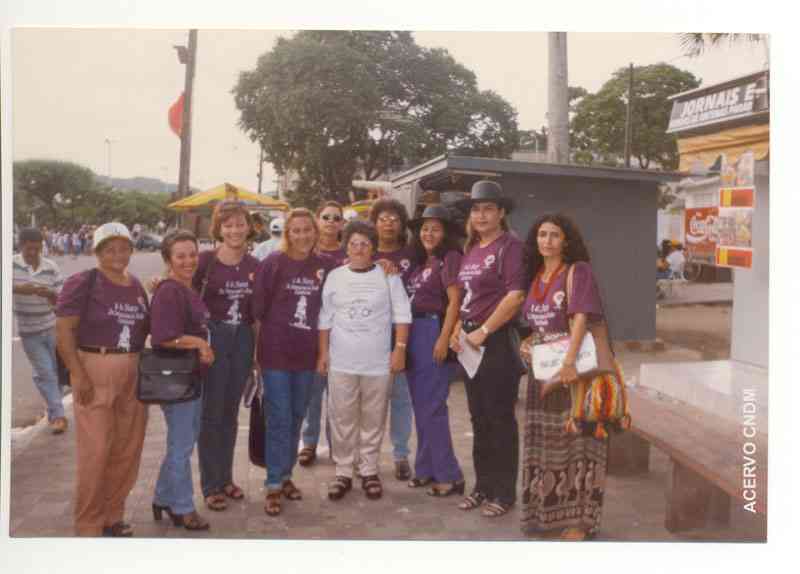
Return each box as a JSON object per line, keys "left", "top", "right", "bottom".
{"left": 9, "top": 343, "right": 764, "bottom": 542}
{"left": 657, "top": 281, "right": 733, "bottom": 307}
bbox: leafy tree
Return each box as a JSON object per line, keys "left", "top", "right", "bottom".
{"left": 569, "top": 63, "right": 700, "bottom": 169}
{"left": 233, "top": 31, "right": 519, "bottom": 206}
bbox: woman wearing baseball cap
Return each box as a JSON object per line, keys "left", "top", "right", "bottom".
{"left": 56, "top": 222, "right": 151, "bottom": 537}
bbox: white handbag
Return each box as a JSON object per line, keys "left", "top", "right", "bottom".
{"left": 531, "top": 331, "right": 598, "bottom": 382}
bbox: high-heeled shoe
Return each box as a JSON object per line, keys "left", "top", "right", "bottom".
{"left": 152, "top": 503, "right": 210, "bottom": 530}
{"left": 427, "top": 480, "right": 466, "bottom": 497}
{"left": 152, "top": 503, "right": 171, "bottom": 522}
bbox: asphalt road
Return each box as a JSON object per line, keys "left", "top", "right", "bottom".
{"left": 8, "top": 250, "right": 167, "bottom": 428}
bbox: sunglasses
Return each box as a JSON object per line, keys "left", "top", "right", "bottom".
{"left": 321, "top": 214, "right": 343, "bottom": 222}
{"left": 347, "top": 240, "right": 373, "bottom": 250}
{"left": 377, "top": 215, "right": 401, "bottom": 224}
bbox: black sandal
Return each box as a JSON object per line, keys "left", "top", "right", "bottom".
{"left": 298, "top": 446, "right": 317, "bottom": 467}
{"left": 102, "top": 521, "right": 133, "bottom": 537}
{"left": 427, "top": 480, "right": 466, "bottom": 497}
{"left": 328, "top": 476, "right": 353, "bottom": 501}
{"left": 361, "top": 475, "right": 383, "bottom": 500}
{"left": 408, "top": 477, "right": 433, "bottom": 488}
{"left": 458, "top": 491, "right": 487, "bottom": 511}
{"left": 482, "top": 500, "right": 513, "bottom": 518}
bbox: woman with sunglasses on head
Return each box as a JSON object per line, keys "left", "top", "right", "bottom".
{"left": 150, "top": 230, "right": 216, "bottom": 531}
{"left": 405, "top": 205, "right": 465, "bottom": 496}
{"left": 194, "top": 200, "right": 260, "bottom": 512}
{"left": 518, "top": 213, "right": 610, "bottom": 541}
{"left": 317, "top": 220, "right": 412, "bottom": 501}
{"left": 367, "top": 198, "right": 416, "bottom": 481}
{"left": 298, "top": 201, "right": 347, "bottom": 467}
{"left": 252, "top": 208, "right": 335, "bottom": 517}
{"left": 449, "top": 180, "right": 527, "bottom": 518}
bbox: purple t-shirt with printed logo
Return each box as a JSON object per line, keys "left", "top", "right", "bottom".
{"left": 150, "top": 279, "right": 210, "bottom": 345}
{"left": 374, "top": 245, "right": 416, "bottom": 287}
{"left": 318, "top": 246, "right": 348, "bottom": 267}
{"left": 252, "top": 251, "right": 334, "bottom": 371}
{"left": 406, "top": 250, "right": 462, "bottom": 315}
{"left": 522, "top": 262, "right": 603, "bottom": 337}
{"left": 192, "top": 250, "right": 258, "bottom": 325}
{"left": 56, "top": 270, "right": 150, "bottom": 351}
{"left": 456, "top": 233, "right": 526, "bottom": 324}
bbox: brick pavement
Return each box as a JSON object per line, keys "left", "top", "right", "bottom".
{"left": 8, "top": 344, "right": 765, "bottom": 542}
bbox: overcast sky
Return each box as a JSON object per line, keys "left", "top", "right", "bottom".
{"left": 11, "top": 28, "right": 767, "bottom": 193}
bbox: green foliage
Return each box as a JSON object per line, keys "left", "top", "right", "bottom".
{"left": 233, "top": 31, "right": 519, "bottom": 206}
{"left": 14, "top": 159, "right": 173, "bottom": 229}
{"left": 570, "top": 63, "right": 700, "bottom": 170}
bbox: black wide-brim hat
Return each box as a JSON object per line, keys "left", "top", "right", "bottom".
{"left": 408, "top": 204, "right": 462, "bottom": 234}
{"left": 455, "top": 180, "right": 514, "bottom": 213}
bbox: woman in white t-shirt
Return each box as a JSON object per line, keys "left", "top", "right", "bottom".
{"left": 316, "top": 220, "right": 412, "bottom": 501}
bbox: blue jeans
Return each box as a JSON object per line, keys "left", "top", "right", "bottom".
{"left": 262, "top": 370, "right": 314, "bottom": 490}
{"left": 390, "top": 372, "right": 412, "bottom": 461}
{"left": 20, "top": 328, "right": 65, "bottom": 421}
{"left": 301, "top": 373, "right": 332, "bottom": 449}
{"left": 198, "top": 322, "right": 254, "bottom": 497}
{"left": 154, "top": 396, "right": 202, "bottom": 515}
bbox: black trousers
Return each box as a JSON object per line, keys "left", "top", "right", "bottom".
{"left": 463, "top": 323, "right": 523, "bottom": 506}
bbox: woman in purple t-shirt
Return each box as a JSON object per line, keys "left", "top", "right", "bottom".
{"left": 517, "top": 213, "right": 609, "bottom": 541}
{"left": 449, "top": 180, "right": 527, "bottom": 518}
{"left": 297, "top": 201, "right": 347, "bottom": 467}
{"left": 251, "top": 208, "right": 333, "bottom": 517}
{"left": 192, "top": 201, "right": 260, "bottom": 512}
{"left": 56, "top": 222, "right": 149, "bottom": 537}
{"left": 405, "top": 205, "right": 465, "bottom": 496}
{"left": 150, "top": 230, "right": 215, "bottom": 531}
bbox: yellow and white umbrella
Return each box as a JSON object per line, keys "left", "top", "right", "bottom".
{"left": 167, "top": 182, "right": 289, "bottom": 211}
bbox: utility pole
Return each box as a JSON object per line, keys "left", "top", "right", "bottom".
{"left": 547, "top": 32, "right": 570, "bottom": 164}
{"left": 257, "top": 146, "right": 265, "bottom": 194}
{"left": 624, "top": 63, "right": 634, "bottom": 168}
{"left": 177, "top": 29, "right": 197, "bottom": 200}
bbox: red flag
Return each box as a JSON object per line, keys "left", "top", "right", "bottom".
{"left": 168, "top": 93, "right": 184, "bottom": 138}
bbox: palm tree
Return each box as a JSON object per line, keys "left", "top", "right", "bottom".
{"left": 679, "top": 33, "right": 766, "bottom": 58}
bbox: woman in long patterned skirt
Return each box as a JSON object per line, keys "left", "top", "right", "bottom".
{"left": 518, "top": 213, "right": 609, "bottom": 540}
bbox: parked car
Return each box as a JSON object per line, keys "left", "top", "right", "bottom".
{"left": 135, "top": 233, "right": 163, "bottom": 252}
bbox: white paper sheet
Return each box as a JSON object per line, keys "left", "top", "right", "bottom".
{"left": 457, "top": 329, "right": 485, "bottom": 379}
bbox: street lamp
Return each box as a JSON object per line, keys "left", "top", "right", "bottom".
{"left": 104, "top": 137, "right": 117, "bottom": 188}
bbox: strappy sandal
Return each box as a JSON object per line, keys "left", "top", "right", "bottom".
{"left": 102, "top": 521, "right": 134, "bottom": 537}
{"left": 427, "top": 480, "right": 466, "bottom": 498}
{"left": 361, "top": 475, "right": 383, "bottom": 500}
{"left": 408, "top": 477, "right": 433, "bottom": 488}
{"left": 560, "top": 527, "right": 588, "bottom": 541}
{"left": 328, "top": 476, "right": 353, "bottom": 501}
{"left": 205, "top": 493, "right": 227, "bottom": 511}
{"left": 481, "top": 500, "right": 513, "bottom": 518}
{"left": 177, "top": 511, "right": 210, "bottom": 531}
{"left": 281, "top": 479, "right": 303, "bottom": 501}
{"left": 222, "top": 482, "right": 245, "bottom": 500}
{"left": 458, "top": 491, "right": 487, "bottom": 511}
{"left": 264, "top": 491, "right": 282, "bottom": 516}
{"left": 298, "top": 446, "right": 317, "bottom": 467}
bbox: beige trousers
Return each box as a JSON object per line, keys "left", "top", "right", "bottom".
{"left": 73, "top": 350, "right": 148, "bottom": 536}
{"left": 328, "top": 370, "right": 392, "bottom": 478}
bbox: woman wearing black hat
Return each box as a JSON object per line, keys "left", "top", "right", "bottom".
{"left": 405, "top": 205, "right": 465, "bottom": 496}
{"left": 449, "top": 180, "right": 527, "bottom": 518}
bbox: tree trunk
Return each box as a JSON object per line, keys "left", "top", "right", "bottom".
{"left": 547, "top": 32, "right": 570, "bottom": 164}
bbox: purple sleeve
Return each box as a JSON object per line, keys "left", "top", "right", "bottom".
{"left": 502, "top": 238, "right": 526, "bottom": 292}
{"left": 150, "top": 282, "right": 188, "bottom": 345}
{"left": 442, "top": 251, "right": 462, "bottom": 288}
{"left": 567, "top": 262, "right": 604, "bottom": 320}
{"left": 55, "top": 270, "right": 91, "bottom": 317}
{"left": 251, "top": 254, "right": 277, "bottom": 322}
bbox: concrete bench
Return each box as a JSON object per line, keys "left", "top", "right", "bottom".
{"left": 608, "top": 386, "right": 767, "bottom": 532}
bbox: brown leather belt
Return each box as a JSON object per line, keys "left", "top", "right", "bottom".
{"left": 78, "top": 346, "right": 136, "bottom": 355}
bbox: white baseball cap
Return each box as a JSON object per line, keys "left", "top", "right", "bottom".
{"left": 343, "top": 209, "right": 359, "bottom": 222}
{"left": 269, "top": 218, "right": 285, "bottom": 233}
{"left": 93, "top": 222, "right": 133, "bottom": 251}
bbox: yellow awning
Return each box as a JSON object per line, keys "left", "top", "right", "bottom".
{"left": 168, "top": 182, "right": 290, "bottom": 211}
{"left": 677, "top": 124, "right": 769, "bottom": 172}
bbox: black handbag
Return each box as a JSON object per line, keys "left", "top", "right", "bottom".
{"left": 136, "top": 347, "right": 201, "bottom": 404}
{"left": 244, "top": 371, "right": 266, "bottom": 468}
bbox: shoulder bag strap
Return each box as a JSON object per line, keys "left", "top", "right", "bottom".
{"left": 199, "top": 249, "right": 219, "bottom": 299}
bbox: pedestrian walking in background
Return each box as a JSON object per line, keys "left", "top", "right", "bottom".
{"left": 253, "top": 217, "right": 284, "bottom": 261}
{"left": 149, "top": 230, "right": 216, "bottom": 531}
{"left": 55, "top": 222, "right": 150, "bottom": 537}
{"left": 518, "top": 213, "right": 612, "bottom": 540}
{"left": 404, "top": 205, "right": 465, "bottom": 496}
{"left": 368, "top": 198, "right": 416, "bottom": 481}
{"left": 194, "top": 201, "right": 260, "bottom": 512}
{"left": 251, "top": 208, "right": 334, "bottom": 516}
{"left": 449, "top": 180, "right": 527, "bottom": 518}
{"left": 298, "top": 201, "right": 347, "bottom": 468}
{"left": 317, "top": 220, "right": 412, "bottom": 502}
{"left": 12, "top": 227, "right": 67, "bottom": 434}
